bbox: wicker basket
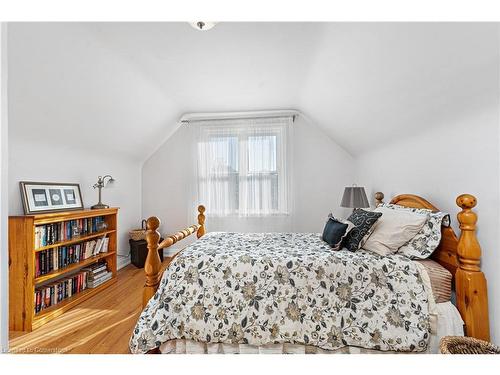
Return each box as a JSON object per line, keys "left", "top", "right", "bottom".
{"left": 129, "top": 219, "right": 148, "bottom": 241}
{"left": 440, "top": 336, "right": 500, "bottom": 354}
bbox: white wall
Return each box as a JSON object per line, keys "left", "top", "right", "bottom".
{"left": 356, "top": 106, "right": 500, "bottom": 342}
{"left": 292, "top": 116, "right": 354, "bottom": 230}
{"left": 0, "top": 22, "right": 9, "bottom": 353}
{"left": 8, "top": 137, "right": 142, "bottom": 269}
{"left": 142, "top": 116, "right": 355, "bottom": 252}
{"left": 7, "top": 24, "right": 145, "bottom": 269}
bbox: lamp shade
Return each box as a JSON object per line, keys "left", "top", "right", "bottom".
{"left": 340, "top": 186, "right": 370, "bottom": 208}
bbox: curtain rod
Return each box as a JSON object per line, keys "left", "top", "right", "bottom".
{"left": 180, "top": 110, "right": 299, "bottom": 124}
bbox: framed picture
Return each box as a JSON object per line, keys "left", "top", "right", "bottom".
{"left": 20, "top": 181, "right": 84, "bottom": 215}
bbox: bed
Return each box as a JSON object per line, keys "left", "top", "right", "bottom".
{"left": 129, "top": 193, "right": 490, "bottom": 354}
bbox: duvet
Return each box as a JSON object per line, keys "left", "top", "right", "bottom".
{"left": 130, "top": 232, "right": 431, "bottom": 353}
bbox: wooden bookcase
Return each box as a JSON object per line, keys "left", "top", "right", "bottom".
{"left": 9, "top": 208, "right": 119, "bottom": 332}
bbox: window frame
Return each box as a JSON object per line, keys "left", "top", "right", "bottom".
{"left": 198, "top": 123, "right": 289, "bottom": 217}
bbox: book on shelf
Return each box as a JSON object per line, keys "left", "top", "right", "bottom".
{"left": 34, "top": 216, "right": 106, "bottom": 249}
{"left": 93, "top": 234, "right": 109, "bottom": 254}
{"left": 82, "top": 262, "right": 112, "bottom": 289}
{"left": 34, "top": 235, "right": 110, "bottom": 277}
{"left": 82, "top": 261, "right": 107, "bottom": 274}
{"left": 87, "top": 273, "right": 112, "bottom": 289}
{"left": 34, "top": 270, "right": 89, "bottom": 314}
{"left": 101, "top": 237, "right": 109, "bottom": 253}
{"left": 84, "top": 263, "right": 108, "bottom": 276}
{"left": 87, "top": 268, "right": 108, "bottom": 279}
{"left": 84, "top": 240, "right": 96, "bottom": 259}
{"left": 89, "top": 270, "right": 112, "bottom": 282}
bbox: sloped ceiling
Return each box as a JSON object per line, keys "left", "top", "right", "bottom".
{"left": 8, "top": 22, "right": 498, "bottom": 161}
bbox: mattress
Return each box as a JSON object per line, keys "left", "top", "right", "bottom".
{"left": 415, "top": 259, "right": 452, "bottom": 303}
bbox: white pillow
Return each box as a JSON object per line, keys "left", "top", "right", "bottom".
{"left": 379, "top": 203, "right": 450, "bottom": 259}
{"left": 362, "top": 206, "right": 428, "bottom": 256}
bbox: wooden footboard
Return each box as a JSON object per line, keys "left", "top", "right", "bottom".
{"left": 143, "top": 205, "right": 206, "bottom": 307}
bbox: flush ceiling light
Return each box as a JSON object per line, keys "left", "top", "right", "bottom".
{"left": 189, "top": 21, "right": 217, "bottom": 31}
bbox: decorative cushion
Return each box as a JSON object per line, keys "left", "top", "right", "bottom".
{"left": 321, "top": 214, "right": 355, "bottom": 250}
{"left": 378, "top": 203, "right": 450, "bottom": 259}
{"left": 362, "top": 206, "right": 428, "bottom": 256}
{"left": 414, "top": 259, "right": 452, "bottom": 303}
{"left": 341, "top": 209, "right": 382, "bottom": 252}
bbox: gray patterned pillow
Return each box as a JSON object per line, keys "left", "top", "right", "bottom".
{"left": 379, "top": 203, "right": 450, "bottom": 259}
{"left": 341, "top": 209, "right": 382, "bottom": 252}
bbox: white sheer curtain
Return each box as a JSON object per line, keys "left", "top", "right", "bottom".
{"left": 195, "top": 117, "right": 292, "bottom": 217}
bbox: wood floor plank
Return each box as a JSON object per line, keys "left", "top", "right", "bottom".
{"left": 9, "top": 264, "right": 146, "bottom": 354}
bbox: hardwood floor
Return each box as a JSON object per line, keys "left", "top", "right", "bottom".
{"left": 9, "top": 264, "right": 146, "bottom": 354}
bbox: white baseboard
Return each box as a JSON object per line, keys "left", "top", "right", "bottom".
{"left": 116, "top": 248, "right": 177, "bottom": 271}
{"left": 117, "top": 255, "right": 131, "bottom": 270}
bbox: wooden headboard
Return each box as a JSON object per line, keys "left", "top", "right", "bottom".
{"left": 375, "top": 192, "right": 490, "bottom": 341}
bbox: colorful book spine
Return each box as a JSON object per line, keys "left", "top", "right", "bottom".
{"left": 34, "top": 270, "right": 89, "bottom": 314}
{"left": 34, "top": 216, "right": 106, "bottom": 250}
{"left": 35, "top": 235, "right": 108, "bottom": 276}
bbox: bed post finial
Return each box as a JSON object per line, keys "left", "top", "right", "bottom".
{"left": 197, "top": 205, "right": 206, "bottom": 238}
{"left": 374, "top": 192, "right": 384, "bottom": 206}
{"left": 143, "top": 216, "right": 162, "bottom": 308}
{"left": 455, "top": 194, "right": 490, "bottom": 341}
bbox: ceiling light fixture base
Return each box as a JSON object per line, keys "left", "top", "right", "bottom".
{"left": 189, "top": 22, "right": 217, "bottom": 31}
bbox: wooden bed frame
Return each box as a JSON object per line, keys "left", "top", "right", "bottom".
{"left": 143, "top": 193, "right": 490, "bottom": 342}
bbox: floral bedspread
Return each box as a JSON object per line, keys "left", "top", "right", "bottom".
{"left": 130, "top": 232, "right": 431, "bottom": 353}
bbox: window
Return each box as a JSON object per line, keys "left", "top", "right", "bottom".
{"left": 196, "top": 117, "right": 291, "bottom": 217}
